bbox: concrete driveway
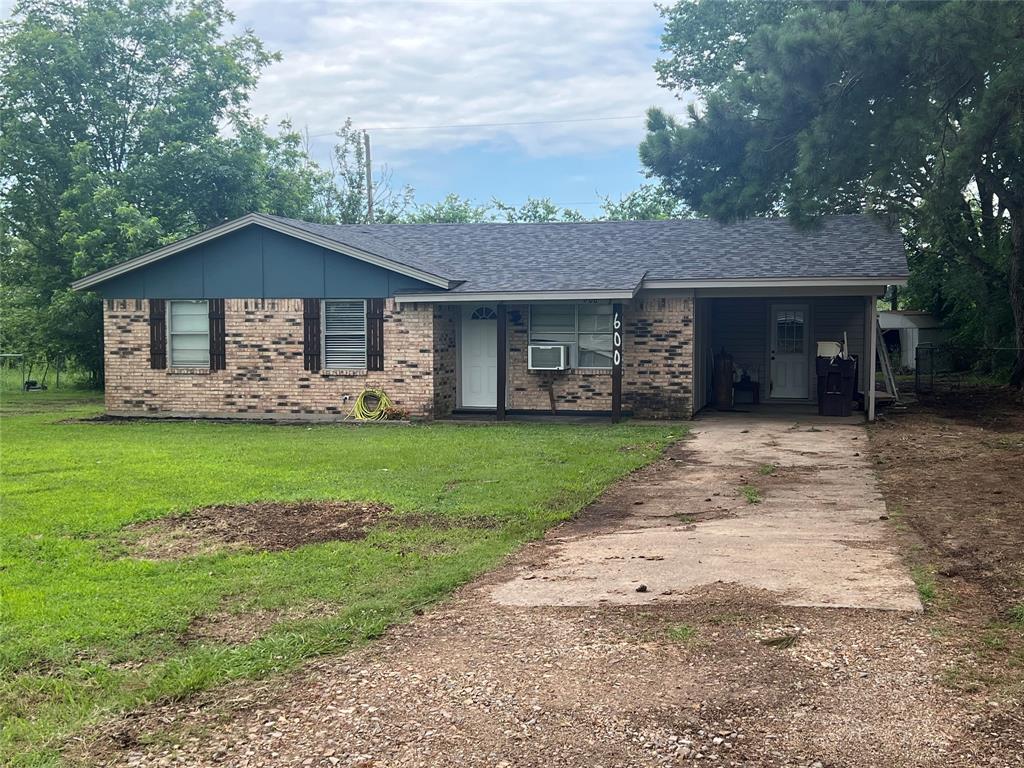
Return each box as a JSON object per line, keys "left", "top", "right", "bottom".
{"left": 492, "top": 413, "right": 922, "bottom": 612}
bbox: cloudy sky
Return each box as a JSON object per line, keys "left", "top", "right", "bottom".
{"left": 1, "top": 0, "right": 691, "bottom": 213}
{"left": 229, "top": 0, "right": 689, "bottom": 213}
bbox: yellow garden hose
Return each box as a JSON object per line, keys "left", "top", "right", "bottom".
{"left": 349, "top": 388, "right": 393, "bottom": 421}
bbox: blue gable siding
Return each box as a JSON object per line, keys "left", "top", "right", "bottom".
{"left": 203, "top": 226, "right": 263, "bottom": 296}
{"left": 260, "top": 229, "right": 326, "bottom": 297}
{"left": 93, "top": 224, "right": 437, "bottom": 299}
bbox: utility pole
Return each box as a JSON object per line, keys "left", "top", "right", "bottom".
{"left": 363, "top": 130, "right": 374, "bottom": 223}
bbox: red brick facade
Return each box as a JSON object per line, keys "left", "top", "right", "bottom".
{"left": 103, "top": 298, "right": 454, "bottom": 419}
{"left": 506, "top": 293, "right": 694, "bottom": 418}
{"left": 103, "top": 292, "right": 695, "bottom": 420}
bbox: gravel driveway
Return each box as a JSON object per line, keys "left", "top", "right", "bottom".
{"left": 84, "top": 415, "right": 1021, "bottom": 767}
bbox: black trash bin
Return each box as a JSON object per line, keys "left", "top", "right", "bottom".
{"left": 815, "top": 356, "right": 856, "bottom": 416}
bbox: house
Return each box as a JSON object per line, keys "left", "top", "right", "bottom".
{"left": 878, "top": 310, "right": 949, "bottom": 371}
{"left": 72, "top": 213, "right": 908, "bottom": 422}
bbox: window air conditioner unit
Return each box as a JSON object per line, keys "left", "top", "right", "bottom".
{"left": 528, "top": 344, "right": 568, "bottom": 371}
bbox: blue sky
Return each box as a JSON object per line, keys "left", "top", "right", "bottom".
{"left": 226, "top": 0, "right": 692, "bottom": 215}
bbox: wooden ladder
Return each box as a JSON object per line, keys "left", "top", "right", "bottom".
{"left": 875, "top": 320, "right": 900, "bottom": 402}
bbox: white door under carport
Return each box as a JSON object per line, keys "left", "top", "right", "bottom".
{"left": 769, "top": 303, "right": 810, "bottom": 399}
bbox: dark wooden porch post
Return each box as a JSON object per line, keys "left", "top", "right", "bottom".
{"left": 611, "top": 302, "right": 623, "bottom": 423}
{"left": 496, "top": 303, "right": 507, "bottom": 421}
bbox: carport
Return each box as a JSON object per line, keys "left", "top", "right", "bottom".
{"left": 692, "top": 288, "right": 882, "bottom": 420}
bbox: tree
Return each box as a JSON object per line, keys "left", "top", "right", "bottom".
{"left": 641, "top": 0, "right": 1024, "bottom": 384}
{"left": 403, "top": 194, "right": 492, "bottom": 224}
{"left": 600, "top": 184, "right": 691, "bottom": 221}
{"left": 323, "top": 119, "right": 414, "bottom": 224}
{"left": 492, "top": 197, "right": 584, "bottom": 223}
{"left": 0, "top": 0, "right": 326, "bottom": 378}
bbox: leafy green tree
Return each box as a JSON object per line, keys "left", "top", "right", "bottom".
{"left": 600, "top": 184, "right": 691, "bottom": 221}
{"left": 0, "top": 0, "right": 326, "bottom": 378}
{"left": 403, "top": 193, "right": 492, "bottom": 224}
{"left": 324, "top": 119, "right": 413, "bottom": 224}
{"left": 493, "top": 197, "right": 584, "bottom": 223}
{"left": 641, "top": 0, "right": 1024, "bottom": 384}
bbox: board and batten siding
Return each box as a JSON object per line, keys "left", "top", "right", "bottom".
{"left": 706, "top": 296, "right": 868, "bottom": 401}
{"left": 91, "top": 224, "right": 436, "bottom": 300}
{"left": 814, "top": 297, "right": 868, "bottom": 391}
{"left": 709, "top": 299, "right": 769, "bottom": 386}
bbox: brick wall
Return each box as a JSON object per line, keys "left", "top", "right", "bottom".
{"left": 431, "top": 304, "right": 459, "bottom": 418}
{"left": 103, "top": 298, "right": 447, "bottom": 419}
{"left": 104, "top": 292, "right": 695, "bottom": 421}
{"left": 506, "top": 304, "right": 615, "bottom": 411}
{"left": 505, "top": 292, "right": 694, "bottom": 418}
{"left": 623, "top": 293, "right": 694, "bottom": 418}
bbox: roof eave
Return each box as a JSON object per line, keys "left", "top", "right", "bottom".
{"left": 393, "top": 288, "right": 639, "bottom": 304}
{"left": 71, "top": 213, "right": 455, "bottom": 292}
{"left": 641, "top": 276, "right": 908, "bottom": 289}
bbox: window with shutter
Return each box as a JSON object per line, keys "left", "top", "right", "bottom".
{"left": 149, "top": 299, "right": 167, "bottom": 369}
{"left": 365, "top": 298, "right": 385, "bottom": 371}
{"left": 303, "top": 299, "right": 321, "bottom": 372}
{"left": 323, "top": 300, "right": 367, "bottom": 369}
{"left": 208, "top": 299, "right": 226, "bottom": 371}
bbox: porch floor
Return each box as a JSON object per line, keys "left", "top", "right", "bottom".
{"left": 696, "top": 403, "right": 868, "bottom": 425}
{"left": 443, "top": 404, "right": 875, "bottom": 425}
{"left": 443, "top": 410, "right": 619, "bottom": 424}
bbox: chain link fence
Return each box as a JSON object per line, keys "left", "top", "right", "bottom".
{"left": 914, "top": 344, "right": 1019, "bottom": 393}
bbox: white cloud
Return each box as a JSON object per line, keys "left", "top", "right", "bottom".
{"left": 228, "top": 0, "right": 690, "bottom": 159}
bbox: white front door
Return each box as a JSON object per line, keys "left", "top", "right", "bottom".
{"left": 460, "top": 306, "right": 498, "bottom": 408}
{"left": 770, "top": 304, "right": 810, "bottom": 399}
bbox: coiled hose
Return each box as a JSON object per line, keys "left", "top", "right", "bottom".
{"left": 349, "top": 388, "right": 393, "bottom": 421}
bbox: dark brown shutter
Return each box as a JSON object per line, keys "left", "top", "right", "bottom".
{"left": 208, "top": 299, "right": 226, "bottom": 371}
{"left": 149, "top": 299, "right": 167, "bottom": 369}
{"left": 366, "top": 298, "right": 385, "bottom": 371}
{"left": 303, "top": 299, "right": 321, "bottom": 372}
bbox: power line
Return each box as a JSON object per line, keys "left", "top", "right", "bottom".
{"left": 305, "top": 113, "right": 656, "bottom": 139}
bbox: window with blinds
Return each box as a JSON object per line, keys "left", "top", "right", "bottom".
{"left": 323, "top": 300, "right": 367, "bottom": 369}
{"left": 168, "top": 300, "right": 210, "bottom": 367}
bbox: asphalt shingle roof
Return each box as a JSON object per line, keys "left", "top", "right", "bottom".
{"left": 263, "top": 214, "right": 908, "bottom": 293}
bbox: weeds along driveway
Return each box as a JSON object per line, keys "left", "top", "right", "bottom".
{"left": 492, "top": 414, "right": 922, "bottom": 611}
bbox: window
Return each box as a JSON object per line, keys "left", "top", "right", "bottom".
{"left": 774, "top": 309, "right": 806, "bottom": 354}
{"left": 529, "top": 303, "right": 614, "bottom": 369}
{"left": 578, "top": 304, "right": 614, "bottom": 368}
{"left": 470, "top": 306, "right": 497, "bottom": 320}
{"left": 324, "top": 300, "right": 367, "bottom": 369}
{"left": 168, "top": 300, "right": 210, "bottom": 367}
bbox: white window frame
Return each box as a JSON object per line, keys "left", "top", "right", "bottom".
{"left": 322, "top": 299, "right": 368, "bottom": 370}
{"left": 167, "top": 299, "right": 210, "bottom": 368}
{"left": 528, "top": 303, "right": 614, "bottom": 370}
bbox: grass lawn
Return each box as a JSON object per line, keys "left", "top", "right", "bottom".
{"left": 0, "top": 390, "right": 682, "bottom": 766}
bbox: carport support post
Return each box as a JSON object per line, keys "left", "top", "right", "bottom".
{"left": 867, "top": 296, "right": 878, "bottom": 422}
{"left": 611, "top": 302, "right": 623, "bottom": 423}
{"left": 496, "top": 303, "right": 507, "bottom": 421}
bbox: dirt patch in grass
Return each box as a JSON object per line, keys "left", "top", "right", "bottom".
{"left": 913, "top": 386, "right": 1024, "bottom": 433}
{"left": 869, "top": 387, "right": 1024, "bottom": 691}
{"left": 124, "top": 501, "right": 391, "bottom": 559}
